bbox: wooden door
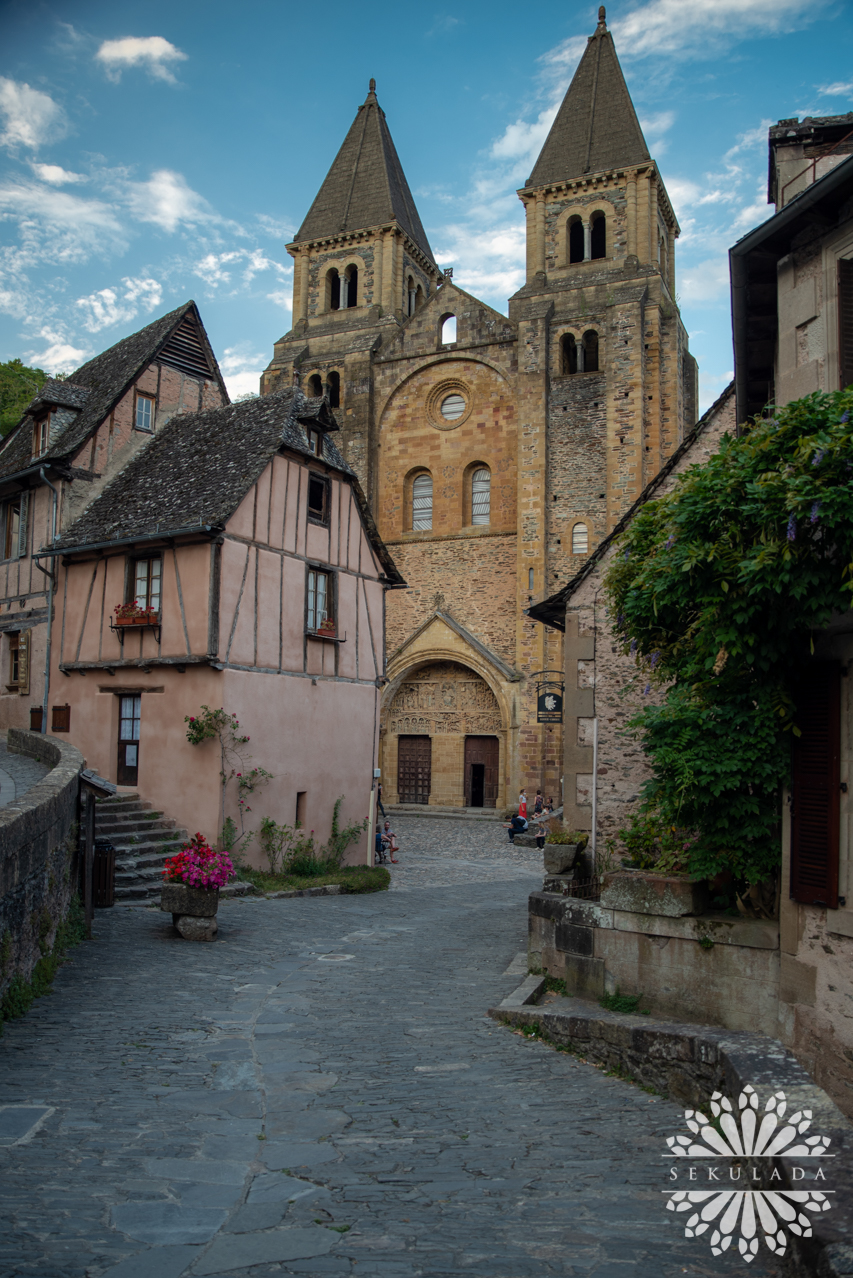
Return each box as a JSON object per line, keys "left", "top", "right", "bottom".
{"left": 464, "top": 736, "right": 499, "bottom": 808}
{"left": 791, "top": 663, "right": 840, "bottom": 908}
{"left": 117, "top": 694, "right": 141, "bottom": 786}
{"left": 397, "top": 735, "right": 431, "bottom": 804}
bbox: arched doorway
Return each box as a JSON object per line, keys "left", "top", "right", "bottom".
{"left": 384, "top": 661, "right": 504, "bottom": 808}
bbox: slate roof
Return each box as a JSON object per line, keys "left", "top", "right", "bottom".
{"left": 527, "top": 381, "right": 736, "bottom": 631}
{"left": 293, "top": 82, "right": 436, "bottom": 264}
{"left": 51, "top": 386, "right": 405, "bottom": 585}
{"left": 526, "top": 11, "right": 649, "bottom": 188}
{"left": 0, "top": 302, "right": 227, "bottom": 482}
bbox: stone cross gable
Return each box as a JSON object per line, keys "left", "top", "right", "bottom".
{"left": 262, "top": 10, "right": 699, "bottom": 813}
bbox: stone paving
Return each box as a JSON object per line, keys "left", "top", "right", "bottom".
{"left": 0, "top": 737, "right": 51, "bottom": 809}
{"left": 0, "top": 819, "right": 776, "bottom": 1278}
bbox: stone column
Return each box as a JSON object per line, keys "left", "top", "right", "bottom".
{"left": 667, "top": 226, "right": 676, "bottom": 296}
{"left": 584, "top": 222, "right": 592, "bottom": 262}
{"left": 627, "top": 174, "right": 637, "bottom": 258}
{"left": 298, "top": 253, "right": 309, "bottom": 321}
{"left": 535, "top": 196, "right": 546, "bottom": 276}
{"left": 525, "top": 199, "right": 537, "bottom": 282}
{"left": 382, "top": 231, "right": 395, "bottom": 312}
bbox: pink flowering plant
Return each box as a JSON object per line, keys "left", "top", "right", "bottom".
{"left": 163, "top": 832, "right": 234, "bottom": 891}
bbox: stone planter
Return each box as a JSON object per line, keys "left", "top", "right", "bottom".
{"left": 544, "top": 843, "right": 581, "bottom": 875}
{"left": 600, "top": 869, "right": 708, "bottom": 918}
{"left": 160, "top": 882, "right": 219, "bottom": 941}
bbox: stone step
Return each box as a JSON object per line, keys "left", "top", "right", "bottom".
{"left": 96, "top": 794, "right": 146, "bottom": 810}
{"left": 385, "top": 804, "right": 504, "bottom": 821}
{"left": 96, "top": 810, "right": 166, "bottom": 828}
{"left": 100, "top": 832, "right": 186, "bottom": 852}
{"left": 115, "top": 850, "right": 172, "bottom": 871}
{"left": 95, "top": 823, "right": 176, "bottom": 843}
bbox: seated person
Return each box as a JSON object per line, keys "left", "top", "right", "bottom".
{"left": 505, "top": 811, "right": 528, "bottom": 843}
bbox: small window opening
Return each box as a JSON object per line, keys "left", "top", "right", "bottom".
{"left": 307, "top": 569, "right": 332, "bottom": 631}
{"left": 135, "top": 393, "right": 154, "bottom": 432}
{"left": 440, "top": 314, "right": 457, "bottom": 344}
{"left": 344, "top": 265, "right": 358, "bottom": 308}
{"left": 471, "top": 468, "right": 490, "bottom": 526}
{"left": 327, "top": 370, "right": 340, "bottom": 409}
{"left": 4, "top": 499, "right": 21, "bottom": 560}
{"left": 8, "top": 633, "right": 19, "bottom": 686}
{"left": 32, "top": 414, "right": 50, "bottom": 458}
{"left": 133, "top": 557, "right": 162, "bottom": 613}
{"left": 307, "top": 429, "right": 322, "bottom": 457}
{"left": 561, "top": 334, "right": 578, "bottom": 375}
{"left": 569, "top": 219, "right": 584, "bottom": 264}
{"left": 327, "top": 268, "right": 341, "bottom": 311}
{"left": 572, "top": 523, "right": 589, "bottom": 554}
{"left": 528, "top": 568, "right": 534, "bottom": 592}
{"left": 412, "top": 473, "right": 433, "bottom": 531}
{"left": 583, "top": 331, "right": 599, "bottom": 373}
{"left": 590, "top": 214, "right": 606, "bottom": 260}
{"left": 308, "top": 473, "right": 328, "bottom": 521}
{"left": 308, "top": 373, "right": 323, "bottom": 397}
{"left": 440, "top": 394, "right": 466, "bottom": 421}
{"left": 295, "top": 791, "right": 307, "bottom": 827}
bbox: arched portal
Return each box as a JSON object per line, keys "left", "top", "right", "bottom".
{"left": 382, "top": 660, "right": 505, "bottom": 809}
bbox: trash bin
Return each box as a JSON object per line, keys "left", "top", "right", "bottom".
{"left": 93, "top": 838, "right": 117, "bottom": 908}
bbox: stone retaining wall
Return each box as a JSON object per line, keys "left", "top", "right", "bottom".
{"left": 490, "top": 996, "right": 853, "bottom": 1278}
{"left": 0, "top": 730, "right": 84, "bottom": 1000}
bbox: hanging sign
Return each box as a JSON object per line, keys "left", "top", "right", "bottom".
{"left": 537, "top": 689, "right": 563, "bottom": 723}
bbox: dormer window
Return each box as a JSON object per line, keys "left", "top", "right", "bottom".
{"left": 307, "top": 429, "right": 322, "bottom": 457}
{"left": 307, "top": 473, "right": 330, "bottom": 525}
{"left": 135, "top": 392, "right": 154, "bottom": 433}
{"left": 32, "top": 415, "right": 50, "bottom": 458}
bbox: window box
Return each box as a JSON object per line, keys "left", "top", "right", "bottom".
{"left": 111, "top": 603, "right": 161, "bottom": 646}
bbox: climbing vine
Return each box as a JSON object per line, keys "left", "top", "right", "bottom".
{"left": 184, "top": 706, "right": 271, "bottom": 854}
{"left": 604, "top": 388, "right": 853, "bottom": 884}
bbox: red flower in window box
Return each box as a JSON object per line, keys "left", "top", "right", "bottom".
{"left": 114, "top": 602, "right": 159, "bottom": 626}
{"left": 316, "top": 616, "right": 336, "bottom": 637}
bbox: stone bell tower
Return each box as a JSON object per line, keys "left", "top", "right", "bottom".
{"left": 509, "top": 5, "right": 698, "bottom": 574}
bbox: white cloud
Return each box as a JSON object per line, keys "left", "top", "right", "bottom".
{"left": 640, "top": 111, "right": 675, "bottom": 137}
{"left": 0, "top": 79, "right": 68, "bottom": 151}
{"left": 192, "top": 248, "right": 289, "bottom": 291}
{"left": 26, "top": 329, "right": 91, "bottom": 375}
{"left": 75, "top": 276, "right": 162, "bottom": 332}
{"left": 125, "top": 170, "right": 215, "bottom": 232}
{"left": 95, "top": 36, "right": 187, "bottom": 84}
{"left": 30, "top": 163, "right": 87, "bottom": 185}
{"left": 267, "top": 289, "right": 292, "bottom": 311}
{"left": 818, "top": 81, "right": 853, "bottom": 98}
{"left": 678, "top": 256, "right": 731, "bottom": 304}
{"left": 612, "top": 0, "right": 812, "bottom": 59}
{"left": 725, "top": 120, "right": 774, "bottom": 159}
{"left": 490, "top": 105, "right": 558, "bottom": 173}
{"left": 0, "top": 180, "right": 127, "bottom": 266}
{"left": 219, "top": 346, "right": 266, "bottom": 400}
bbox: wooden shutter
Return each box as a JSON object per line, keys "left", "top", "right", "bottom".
{"left": 839, "top": 260, "right": 853, "bottom": 390}
{"left": 51, "top": 704, "right": 70, "bottom": 732}
{"left": 791, "top": 662, "right": 840, "bottom": 907}
{"left": 16, "top": 491, "right": 28, "bottom": 560}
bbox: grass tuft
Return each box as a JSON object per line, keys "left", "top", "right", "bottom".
{"left": 240, "top": 865, "right": 390, "bottom": 896}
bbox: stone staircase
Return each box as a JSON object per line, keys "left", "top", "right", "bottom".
{"left": 94, "top": 792, "right": 185, "bottom": 904}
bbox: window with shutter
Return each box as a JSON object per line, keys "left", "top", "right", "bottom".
{"left": 791, "top": 662, "right": 840, "bottom": 908}
{"left": 17, "top": 491, "right": 28, "bottom": 560}
{"left": 839, "top": 259, "right": 853, "bottom": 390}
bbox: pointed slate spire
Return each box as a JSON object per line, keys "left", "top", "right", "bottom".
{"left": 527, "top": 7, "right": 650, "bottom": 187}
{"left": 294, "top": 80, "right": 436, "bottom": 263}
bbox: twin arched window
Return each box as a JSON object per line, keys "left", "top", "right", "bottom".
{"left": 567, "top": 212, "right": 607, "bottom": 265}
{"left": 306, "top": 370, "right": 341, "bottom": 406}
{"left": 326, "top": 266, "right": 358, "bottom": 311}
{"left": 560, "top": 331, "right": 600, "bottom": 375}
{"left": 409, "top": 465, "right": 491, "bottom": 532}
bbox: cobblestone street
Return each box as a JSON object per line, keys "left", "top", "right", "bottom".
{"left": 0, "top": 819, "right": 774, "bottom": 1278}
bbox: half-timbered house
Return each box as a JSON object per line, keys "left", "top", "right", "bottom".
{"left": 44, "top": 385, "right": 402, "bottom": 862}
{"left": 0, "top": 302, "right": 228, "bottom": 733}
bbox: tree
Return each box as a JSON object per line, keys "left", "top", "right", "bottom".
{"left": 604, "top": 389, "right": 853, "bottom": 884}
{"left": 0, "top": 360, "right": 47, "bottom": 437}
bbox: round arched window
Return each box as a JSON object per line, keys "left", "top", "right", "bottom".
{"left": 440, "top": 394, "right": 466, "bottom": 421}
{"left": 572, "top": 523, "right": 589, "bottom": 554}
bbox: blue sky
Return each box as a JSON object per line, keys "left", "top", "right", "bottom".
{"left": 1, "top": 0, "right": 852, "bottom": 411}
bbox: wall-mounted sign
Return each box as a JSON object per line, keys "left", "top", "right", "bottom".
{"left": 537, "top": 690, "right": 563, "bottom": 723}
{"left": 531, "top": 669, "right": 565, "bottom": 724}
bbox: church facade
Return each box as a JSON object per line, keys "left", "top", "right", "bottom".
{"left": 262, "top": 8, "right": 699, "bottom": 812}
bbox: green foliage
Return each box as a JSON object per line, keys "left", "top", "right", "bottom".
{"left": 617, "top": 811, "right": 694, "bottom": 874}
{"left": 0, "top": 895, "right": 87, "bottom": 1031}
{"left": 240, "top": 865, "right": 390, "bottom": 895}
{"left": 605, "top": 388, "right": 853, "bottom": 883}
{"left": 544, "top": 975, "right": 568, "bottom": 996}
{"left": 600, "top": 989, "right": 642, "bottom": 1014}
{"left": 0, "top": 358, "right": 47, "bottom": 437}
{"left": 545, "top": 830, "right": 589, "bottom": 847}
{"left": 185, "top": 706, "right": 271, "bottom": 851}
{"left": 323, "top": 797, "right": 367, "bottom": 867}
